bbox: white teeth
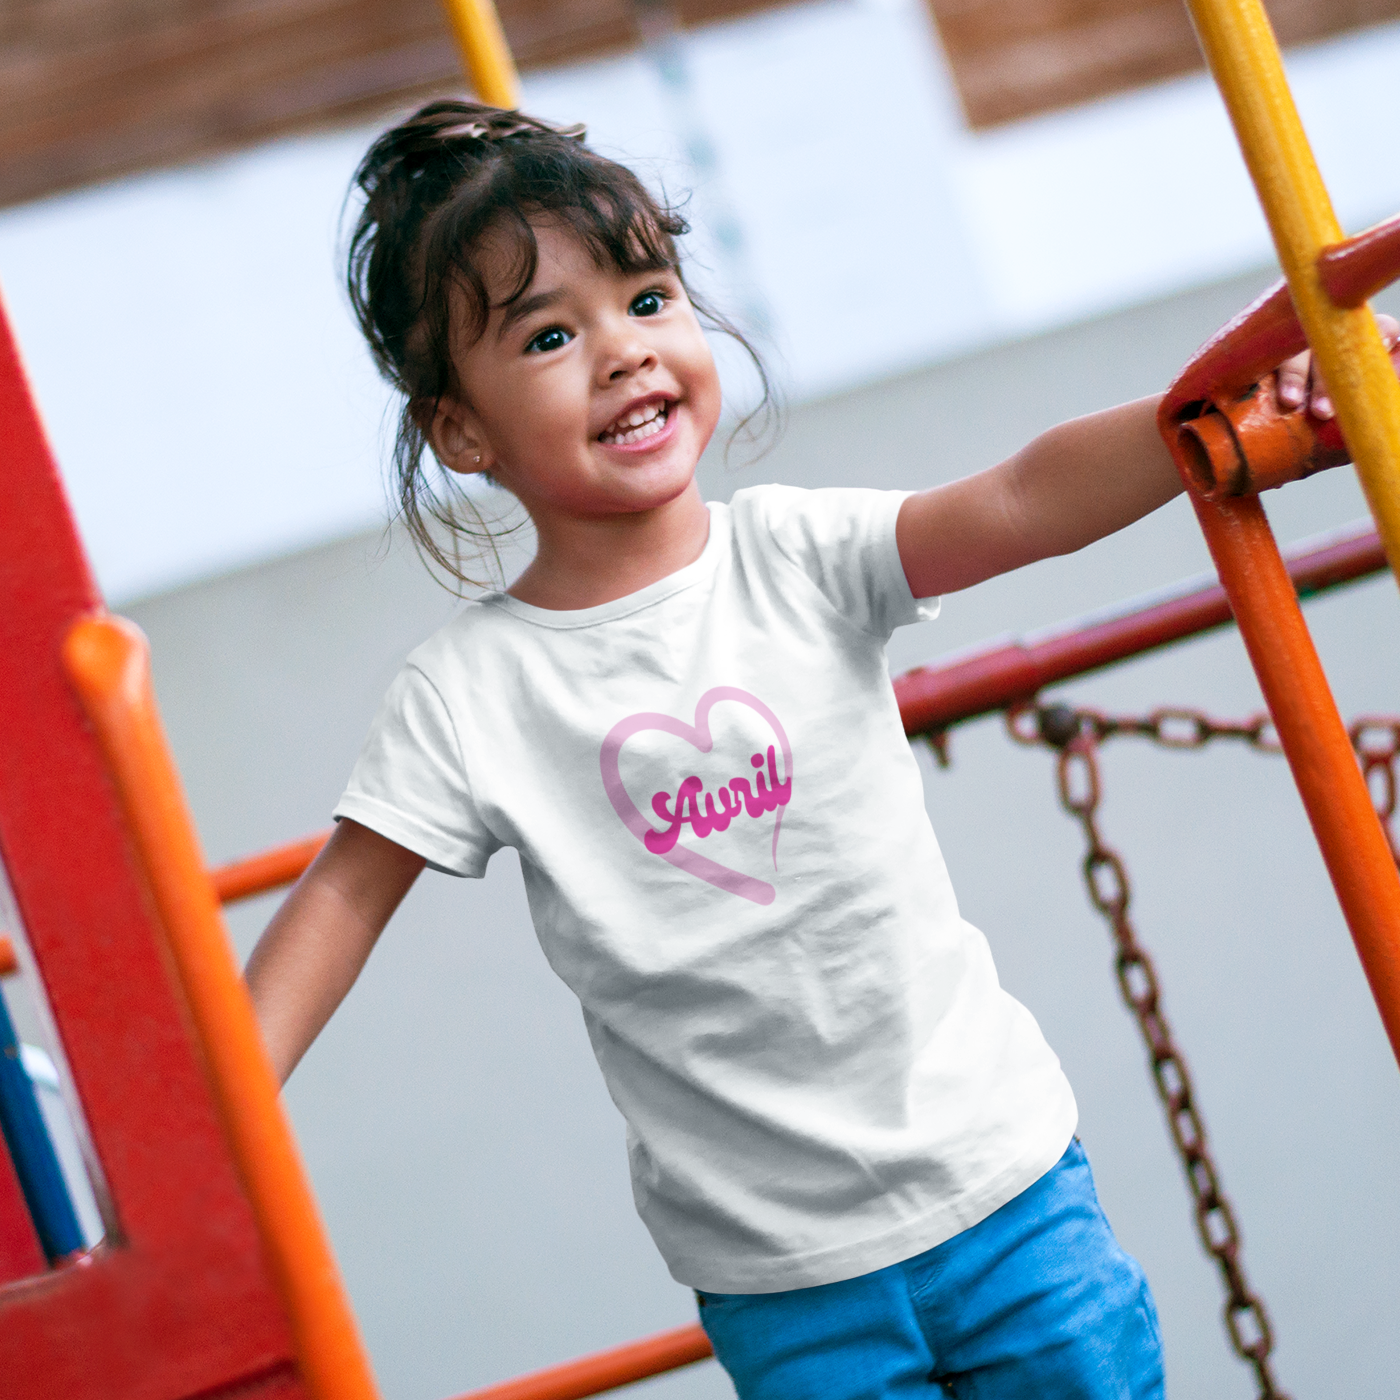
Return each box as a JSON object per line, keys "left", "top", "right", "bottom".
{"left": 601, "top": 401, "right": 668, "bottom": 444}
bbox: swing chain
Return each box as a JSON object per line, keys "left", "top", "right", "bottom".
{"left": 1005, "top": 700, "right": 1400, "bottom": 862}
{"left": 1349, "top": 716, "right": 1400, "bottom": 860}
{"left": 1008, "top": 701, "right": 1283, "bottom": 754}
{"left": 1006, "top": 700, "right": 1290, "bottom": 1400}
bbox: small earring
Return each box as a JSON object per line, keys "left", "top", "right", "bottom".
{"left": 473, "top": 454, "right": 482, "bottom": 466}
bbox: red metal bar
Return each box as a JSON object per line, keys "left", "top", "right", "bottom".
{"left": 1162, "top": 278, "right": 1305, "bottom": 414}
{"left": 1161, "top": 208, "right": 1400, "bottom": 413}
{"left": 0, "top": 1127, "right": 45, "bottom": 1286}
{"left": 450, "top": 1323, "right": 712, "bottom": 1400}
{"left": 895, "top": 519, "right": 1384, "bottom": 737}
{"left": 1319, "top": 212, "right": 1400, "bottom": 310}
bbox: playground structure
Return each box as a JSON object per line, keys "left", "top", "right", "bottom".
{"left": 2, "top": 0, "right": 1400, "bottom": 1398}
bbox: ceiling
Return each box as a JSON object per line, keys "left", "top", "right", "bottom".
{"left": 2, "top": 0, "right": 1396, "bottom": 207}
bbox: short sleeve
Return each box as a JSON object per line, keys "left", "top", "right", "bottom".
{"left": 333, "top": 664, "right": 501, "bottom": 877}
{"left": 750, "top": 486, "right": 940, "bottom": 639}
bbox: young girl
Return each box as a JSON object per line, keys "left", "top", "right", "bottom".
{"left": 245, "top": 99, "right": 1366, "bottom": 1399}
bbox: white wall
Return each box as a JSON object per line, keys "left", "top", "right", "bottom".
{"left": 1, "top": 0, "right": 1399, "bottom": 602}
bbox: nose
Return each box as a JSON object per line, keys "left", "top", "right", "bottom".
{"left": 599, "top": 316, "right": 658, "bottom": 384}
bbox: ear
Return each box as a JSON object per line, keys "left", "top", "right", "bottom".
{"left": 428, "top": 396, "right": 494, "bottom": 477}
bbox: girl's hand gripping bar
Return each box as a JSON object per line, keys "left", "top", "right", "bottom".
{"left": 1161, "top": 210, "right": 1400, "bottom": 501}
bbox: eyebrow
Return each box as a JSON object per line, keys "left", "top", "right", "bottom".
{"left": 497, "top": 288, "right": 565, "bottom": 339}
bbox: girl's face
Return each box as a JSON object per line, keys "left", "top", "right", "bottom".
{"left": 432, "top": 219, "right": 722, "bottom": 531}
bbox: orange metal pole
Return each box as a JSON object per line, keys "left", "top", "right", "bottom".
{"left": 61, "top": 614, "right": 381, "bottom": 1400}
{"left": 452, "top": 1324, "right": 713, "bottom": 1400}
{"left": 213, "top": 831, "right": 330, "bottom": 904}
{"left": 1180, "top": 494, "right": 1400, "bottom": 1066}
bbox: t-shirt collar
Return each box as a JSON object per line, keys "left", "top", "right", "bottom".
{"left": 484, "top": 502, "right": 724, "bottom": 630}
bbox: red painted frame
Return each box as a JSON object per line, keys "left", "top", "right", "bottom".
{"left": 0, "top": 295, "right": 307, "bottom": 1397}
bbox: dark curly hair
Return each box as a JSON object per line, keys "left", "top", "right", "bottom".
{"left": 346, "top": 99, "right": 771, "bottom": 590}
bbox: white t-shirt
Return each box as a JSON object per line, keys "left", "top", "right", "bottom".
{"left": 335, "top": 484, "right": 1076, "bottom": 1293}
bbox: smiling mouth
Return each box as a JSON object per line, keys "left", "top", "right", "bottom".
{"left": 599, "top": 400, "right": 670, "bottom": 446}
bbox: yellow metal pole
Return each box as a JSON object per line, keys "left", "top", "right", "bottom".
{"left": 439, "top": 0, "right": 521, "bottom": 108}
{"left": 1183, "top": 0, "right": 1400, "bottom": 594}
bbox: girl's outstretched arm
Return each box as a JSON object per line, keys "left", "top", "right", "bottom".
{"left": 898, "top": 324, "right": 1400, "bottom": 599}
{"left": 896, "top": 394, "right": 1180, "bottom": 599}
{"left": 245, "top": 818, "right": 425, "bottom": 1085}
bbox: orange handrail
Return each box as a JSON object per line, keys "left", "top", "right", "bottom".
{"left": 452, "top": 1324, "right": 712, "bottom": 1400}
{"left": 1178, "top": 494, "right": 1400, "bottom": 1071}
{"left": 61, "top": 613, "right": 381, "bottom": 1400}
{"left": 1157, "top": 298, "right": 1400, "bottom": 1071}
{"left": 212, "top": 831, "right": 330, "bottom": 904}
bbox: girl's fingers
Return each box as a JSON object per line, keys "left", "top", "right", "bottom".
{"left": 1273, "top": 316, "right": 1400, "bottom": 420}
{"left": 1277, "top": 316, "right": 1398, "bottom": 419}
{"left": 1379, "top": 314, "right": 1400, "bottom": 379}
{"left": 1275, "top": 351, "right": 1310, "bottom": 410}
{"left": 1311, "top": 365, "right": 1333, "bottom": 420}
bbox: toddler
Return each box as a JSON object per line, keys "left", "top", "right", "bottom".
{"left": 247, "top": 99, "right": 1366, "bottom": 1398}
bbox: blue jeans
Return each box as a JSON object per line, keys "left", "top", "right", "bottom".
{"left": 696, "top": 1140, "right": 1163, "bottom": 1399}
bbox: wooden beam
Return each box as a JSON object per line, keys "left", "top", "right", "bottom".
{"left": 928, "top": 0, "right": 1400, "bottom": 128}
{"left": 0, "top": 0, "right": 769, "bottom": 208}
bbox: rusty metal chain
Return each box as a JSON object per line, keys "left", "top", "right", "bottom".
{"left": 1005, "top": 700, "right": 1296, "bottom": 1400}
{"left": 1349, "top": 716, "right": 1400, "bottom": 862}
{"left": 1023, "top": 702, "right": 1283, "bottom": 753}
{"left": 957, "top": 697, "right": 1400, "bottom": 1397}
{"left": 1004, "top": 701, "right": 1400, "bottom": 858}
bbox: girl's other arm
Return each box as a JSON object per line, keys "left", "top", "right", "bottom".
{"left": 245, "top": 818, "right": 426, "bottom": 1085}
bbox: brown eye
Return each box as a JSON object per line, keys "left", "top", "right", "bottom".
{"left": 526, "top": 327, "right": 571, "bottom": 354}
{"left": 630, "top": 291, "right": 665, "bottom": 318}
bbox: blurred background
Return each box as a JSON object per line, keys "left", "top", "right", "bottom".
{"left": 2, "top": 0, "right": 1400, "bottom": 1395}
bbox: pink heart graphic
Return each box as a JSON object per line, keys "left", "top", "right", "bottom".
{"left": 600, "top": 686, "right": 792, "bottom": 906}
